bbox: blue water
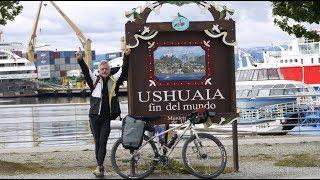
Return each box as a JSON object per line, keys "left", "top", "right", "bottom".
{"left": 288, "top": 126, "right": 320, "bottom": 135}
{"left": 156, "top": 73, "right": 205, "bottom": 81}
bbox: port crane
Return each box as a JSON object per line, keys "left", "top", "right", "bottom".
{"left": 28, "top": 1, "right": 92, "bottom": 67}
{"left": 27, "top": 1, "right": 43, "bottom": 61}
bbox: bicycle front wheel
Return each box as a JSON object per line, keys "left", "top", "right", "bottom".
{"left": 182, "top": 133, "right": 227, "bottom": 179}
{"left": 110, "top": 135, "right": 158, "bottom": 179}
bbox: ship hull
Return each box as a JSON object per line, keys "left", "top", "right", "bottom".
{"left": 280, "top": 66, "right": 320, "bottom": 86}
{"left": 237, "top": 96, "right": 297, "bottom": 109}
{"left": 0, "top": 79, "right": 38, "bottom": 98}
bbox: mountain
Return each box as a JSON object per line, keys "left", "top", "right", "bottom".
{"left": 154, "top": 46, "right": 205, "bottom": 61}
{"left": 195, "top": 55, "right": 205, "bottom": 65}
{"left": 155, "top": 55, "right": 182, "bottom": 65}
{"left": 234, "top": 45, "right": 288, "bottom": 69}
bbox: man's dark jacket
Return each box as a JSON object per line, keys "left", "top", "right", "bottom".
{"left": 78, "top": 56, "right": 129, "bottom": 119}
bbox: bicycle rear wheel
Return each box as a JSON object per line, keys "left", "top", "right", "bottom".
{"left": 110, "top": 135, "right": 158, "bottom": 179}
{"left": 182, "top": 133, "right": 227, "bottom": 179}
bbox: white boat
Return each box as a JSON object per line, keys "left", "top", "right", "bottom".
{"left": 193, "top": 117, "right": 285, "bottom": 134}
{"left": 249, "top": 38, "right": 320, "bottom": 90}
{"left": 0, "top": 31, "right": 38, "bottom": 98}
{"left": 236, "top": 49, "right": 319, "bottom": 109}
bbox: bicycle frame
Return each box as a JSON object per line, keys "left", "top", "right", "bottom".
{"left": 134, "top": 119, "right": 201, "bottom": 159}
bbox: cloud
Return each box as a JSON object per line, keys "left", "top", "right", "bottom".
{"left": 1, "top": 1, "right": 293, "bottom": 54}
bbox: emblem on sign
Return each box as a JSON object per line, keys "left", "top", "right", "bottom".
{"left": 172, "top": 13, "right": 189, "bottom": 31}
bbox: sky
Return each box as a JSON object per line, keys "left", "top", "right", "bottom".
{"left": 0, "top": 1, "right": 297, "bottom": 54}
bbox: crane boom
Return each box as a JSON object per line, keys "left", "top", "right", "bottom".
{"left": 28, "top": 1, "right": 43, "bottom": 61}
{"left": 49, "top": 1, "right": 92, "bottom": 67}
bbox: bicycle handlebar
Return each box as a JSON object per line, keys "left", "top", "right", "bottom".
{"left": 187, "top": 108, "right": 216, "bottom": 118}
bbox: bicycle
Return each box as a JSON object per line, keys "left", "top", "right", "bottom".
{"left": 110, "top": 108, "right": 227, "bottom": 179}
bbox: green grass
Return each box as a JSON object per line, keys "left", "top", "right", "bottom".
{"left": 0, "top": 160, "right": 114, "bottom": 175}
{"left": 0, "top": 158, "right": 234, "bottom": 176}
{"left": 155, "top": 159, "right": 233, "bottom": 175}
{"left": 0, "top": 160, "right": 46, "bottom": 175}
{"left": 156, "top": 160, "right": 189, "bottom": 174}
{"left": 274, "top": 153, "right": 320, "bottom": 167}
{"left": 238, "top": 154, "right": 276, "bottom": 162}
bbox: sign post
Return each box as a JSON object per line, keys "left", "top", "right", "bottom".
{"left": 124, "top": 1, "right": 239, "bottom": 172}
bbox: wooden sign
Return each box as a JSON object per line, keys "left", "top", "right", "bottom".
{"left": 125, "top": 1, "right": 238, "bottom": 124}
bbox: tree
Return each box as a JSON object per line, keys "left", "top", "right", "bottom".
{"left": 271, "top": 1, "right": 320, "bottom": 41}
{"left": 0, "top": 1, "right": 23, "bottom": 26}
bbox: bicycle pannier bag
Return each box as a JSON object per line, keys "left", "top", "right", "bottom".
{"left": 121, "top": 115, "right": 146, "bottom": 150}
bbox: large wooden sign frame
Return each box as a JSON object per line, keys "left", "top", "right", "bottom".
{"left": 125, "top": 1, "right": 238, "bottom": 125}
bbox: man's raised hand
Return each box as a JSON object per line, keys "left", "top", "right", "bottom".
{"left": 75, "top": 47, "right": 83, "bottom": 62}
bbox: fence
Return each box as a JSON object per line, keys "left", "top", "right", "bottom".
{"left": 0, "top": 100, "right": 319, "bottom": 149}
{"left": 0, "top": 103, "right": 124, "bottom": 149}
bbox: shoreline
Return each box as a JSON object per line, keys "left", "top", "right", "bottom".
{"left": 0, "top": 134, "right": 319, "bottom": 154}
{"left": 0, "top": 135, "right": 319, "bottom": 179}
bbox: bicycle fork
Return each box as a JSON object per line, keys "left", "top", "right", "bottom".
{"left": 190, "top": 126, "right": 206, "bottom": 157}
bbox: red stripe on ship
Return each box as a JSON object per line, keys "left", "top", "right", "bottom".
{"left": 280, "top": 66, "right": 320, "bottom": 84}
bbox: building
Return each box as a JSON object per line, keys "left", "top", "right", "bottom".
{"left": 93, "top": 52, "right": 122, "bottom": 69}
{"left": 35, "top": 50, "right": 96, "bottom": 79}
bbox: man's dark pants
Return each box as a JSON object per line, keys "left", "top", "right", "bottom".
{"left": 89, "top": 115, "right": 111, "bottom": 166}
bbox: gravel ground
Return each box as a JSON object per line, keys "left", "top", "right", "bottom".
{"left": 0, "top": 135, "right": 319, "bottom": 179}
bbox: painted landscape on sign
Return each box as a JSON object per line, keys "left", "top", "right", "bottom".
{"left": 153, "top": 46, "right": 206, "bottom": 81}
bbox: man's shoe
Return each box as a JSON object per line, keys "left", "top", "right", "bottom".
{"left": 93, "top": 166, "right": 104, "bottom": 177}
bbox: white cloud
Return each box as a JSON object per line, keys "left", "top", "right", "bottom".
{"left": 1, "top": 1, "right": 293, "bottom": 54}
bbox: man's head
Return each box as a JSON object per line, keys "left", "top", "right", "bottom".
{"left": 99, "top": 60, "right": 111, "bottom": 78}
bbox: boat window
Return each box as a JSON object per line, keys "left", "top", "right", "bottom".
{"left": 284, "top": 88, "right": 298, "bottom": 95}
{"left": 251, "top": 69, "right": 258, "bottom": 80}
{"left": 298, "top": 88, "right": 309, "bottom": 92}
{"left": 285, "top": 84, "right": 295, "bottom": 88}
{"left": 257, "top": 89, "right": 270, "bottom": 97}
{"left": 273, "top": 84, "right": 285, "bottom": 88}
{"left": 267, "top": 69, "right": 280, "bottom": 80}
{"left": 257, "top": 69, "right": 268, "bottom": 80}
{"left": 285, "top": 60, "right": 288, "bottom": 63}
{"left": 241, "top": 90, "right": 250, "bottom": 97}
{"left": 299, "top": 43, "right": 319, "bottom": 54}
{"left": 246, "top": 70, "right": 254, "bottom": 81}
{"left": 241, "top": 70, "right": 248, "bottom": 81}
{"left": 301, "top": 59, "right": 303, "bottom": 64}
{"left": 236, "top": 85, "right": 245, "bottom": 90}
{"left": 244, "top": 85, "right": 254, "bottom": 90}
{"left": 236, "top": 85, "right": 243, "bottom": 91}
{"left": 262, "top": 84, "right": 274, "bottom": 89}
{"left": 294, "top": 59, "right": 298, "bottom": 62}
{"left": 236, "top": 90, "right": 241, "bottom": 97}
{"left": 248, "top": 89, "right": 259, "bottom": 97}
{"left": 315, "top": 43, "right": 319, "bottom": 54}
{"left": 251, "top": 85, "right": 263, "bottom": 91}
{"left": 290, "top": 59, "right": 293, "bottom": 63}
{"left": 319, "top": 57, "right": 320, "bottom": 63}
{"left": 236, "top": 90, "right": 243, "bottom": 98}
{"left": 242, "top": 70, "right": 250, "bottom": 81}
{"left": 311, "top": 58, "right": 314, "bottom": 64}
{"left": 295, "top": 84, "right": 304, "bottom": 88}
{"left": 235, "top": 71, "right": 240, "bottom": 81}
{"left": 238, "top": 70, "right": 245, "bottom": 81}
{"left": 270, "top": 89, "right": 284, "bottom": 95}
{"left": 280, "top": 60, "right": 283, "bottom": 63}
